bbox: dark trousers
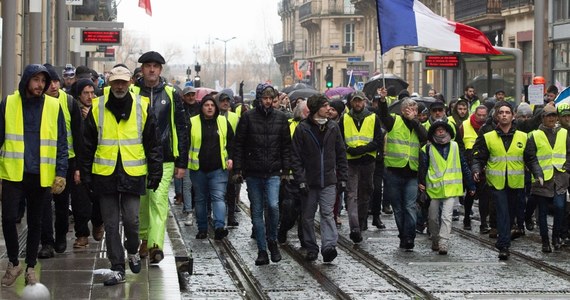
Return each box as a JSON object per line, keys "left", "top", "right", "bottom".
{"left": 72, "top": 182, "right": 102, "bottom": 237}
{"left": 41, "top": 164, "right": 74, "bottom": 245}
{"left": 464, "top": 180, "right": 492, "bottom": 227}
{"left": 226, "top": 170, "right": 237, "bottom": 223}
{"left": 370, "top": 160, "right": 385, "bottom": 216}
{"left": 492, "top": 187, "right": 522, "bottom": 250}
{"left": 278, "top": 181, "right": 303, "bottom": 240}
{"left": 2, "top": 174, "right": 50, "bottom": 267}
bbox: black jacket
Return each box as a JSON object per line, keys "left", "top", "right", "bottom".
{"left": 135, "top": 78, "right": 188, "bottom": 169}
{"left": 64, "top": 92, "right": 85, "bottom": 172}
{"left": 291, "top": 118, "right": 348, "bottom": 188}
{"left": 82, "top": 92, "right": 163, "bottom": 195}
{"left": 0, "top": 64, "right": 68, "bottom": 178}
{"left": 233, "top": 104, "right": 291, "bottom": 178}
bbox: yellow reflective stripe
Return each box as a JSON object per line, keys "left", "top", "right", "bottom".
{"left": 40, "top": 139, "right": 58, "bottom": 147}
{"left": 508, "top": 170, "right": 526, "bottom": 175}
{"left": 40, "top": 157, "right": 56, "bottom": 165}
{"left": 386, "top": 138, "right": 420, "bottom": 148}
{"left": 99, "top": 139, "right": 118, "bottom": 146}
{"left": 123, "top": 159, "right": 146, "bottom": 167}
{"left": 5, "top": 134, "right": 24, "bottom": 141}
{"left": 94, "top": 157, "right": 115, "bottom": 166}
{"left": 0, "top": 151, "right": 25, "bottom": 159}
{"left": 345, "top": 136, "right": 373, "bottom": 143}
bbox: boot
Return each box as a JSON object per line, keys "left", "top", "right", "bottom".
{"left": 542, "top": 237, "right": 552, "bottom": 253}
{"left": 553, "top": 236, "right": 562, "bottom": 250}
{"left": 372, "top": 215, "right": 386, "bottom": 229}
{"left": 227, "top": 213, "right": 239, "bottom": 227}
{"left": 463, "top": 217, "right": 472, "bottom": 230}
{"left": 255, "top": 250, "right": 270, "bottom": 266}
{"left": 267, "top": 240, "right": 282, "bottom": 263}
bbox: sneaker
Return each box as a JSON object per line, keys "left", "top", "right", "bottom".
{"left": 104, "top": 270, "right": 126, "bottom": 286}
{"left": 149, "top": 247, "right": 164, "bottom": 264}
{"left": 255, "top": 250, "right": 270, "bottom": 266}
{"left": 322, "top": 247, "right": 338, "bottom": 263}
{"left": 305, "top": 251, "right": 318, "bottom": 261}
{"left": 196, "top": 231, "right": 208, "bottom": 239}
{"left": 438, "top": 245, "right": 448, "bottom": 255}
{"left": 73, "top": 236, "right": 89, "bottom": 248}
{"left": 128, "top": 253, "right": 141, "bottom": 274}
{"left": 1, "top": 262, "right": 22, "bottom": 287}
{"left": 404, "top": 240, "right": 415, "bottom": 252}
{"left": 227, "top": 218, "right": 239, "bottom": 227}
{"left": 463, "top": 218, "right": 472, "bottom": 230}
{"left": 24, "top": 268, "right": 37, "bottom": 285}
{"left": 54, "top": 235, "right": 67, "bottom": 253}
{"left": 480, "top": 224, "right": 490, "bottom": 234}
{"left": 139, "top": 240, "right": 148, "bottom": 258}
{"left": 498, "top": 248, "right": 510, "bottom": 260}
{"left": 382, "top": 205, "right": 393, "bottom": 215}
{"left": 183, "top": 212, "right": 193, "bottom": 226}
{"left": 92, "top": 224, "right": 105, "bottom": 241}
{"left": 452, "top": 210, "right": 460, "bottom": 221}
{"left": 267, "top": 240, "right": 282, "bottom": 263}
{"left": 349, "top": 231, "right": 363, "bottom": 244}
{"left": 38, "top": 244, "right": 55, "bottom": 259}
{"left": 214, "top": 228, "right": 229, "bottom": 240}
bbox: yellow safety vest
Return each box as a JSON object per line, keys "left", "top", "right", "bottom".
{"left": 92, "top": 93, "right": 148, "bottom": 176}
{"left": 132, "top": 85, "right": 179, "bottom": 158}
{"left": 57, "top": 90, "right": 75, "bottom": 158}
{"left": 423, "top": 142, "right": 464, "bottom": 198}
{"left": 289, "top": 119, "right": 300, "bottom": 138}
{"left": 531, "top": 128, "right": 567, "bottom": 181}
{"left": 484, "top": 130, "right": 527, "bottom": 189}
{"left": 226, "top": 111, "right": 239, "bottom": 133}
{"left": 343, "top": 113, "right": 377, "bottom": 160}
{"left": 0, "top": 92, "right": 60, "bottom": 186}
{"left": 385, "top": 114, "right": 419, "bottom": 170}
{"left": 235, "top": 104, "right": 243, "bottom": 117}
{"left": 188, "top": 115, "right": 228, "bottom": 170}
{"left": 469, "top": 99, "right": 480, "bottom": 114}
{"left": 462, "top": 119, "right": 478, "bottom": 150}
{"left": 386, "top": 96, "right": 397, "bottom": 106}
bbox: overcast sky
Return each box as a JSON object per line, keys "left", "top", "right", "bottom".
{"left": 117, "top": 0, "right": 283, "bottom": 64}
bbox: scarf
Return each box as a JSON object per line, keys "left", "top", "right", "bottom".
{"left": 432, "top": 132, "right": 451, "bottom": 145}
{"left": 349, "top": 107, "right": 369, "bottom": 122}
{"left": 470, "top": 113, "right": 485, "bottom": 131}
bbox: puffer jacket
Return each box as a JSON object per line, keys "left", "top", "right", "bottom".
{"left": 233, "top": 103, "right": 291, "bottom": 178}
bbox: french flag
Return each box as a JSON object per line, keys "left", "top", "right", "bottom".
{"left": 376, "top": 0, "right": 501, "bottom": 55}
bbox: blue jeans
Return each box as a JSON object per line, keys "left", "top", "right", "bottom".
{"left": 537, "top": 193, "right": 567, "bottom": 240}
{"left": 182, "top": 170, "right": 193, "bottom": 213}
{"left": 246, "top": 176, "right": 280, "bottom": 251}
{"left": 174, "top": 177, "right": 183, "bottom": 195}
{"left": 492, "top": 187, "right": 521, "bottom": 250}
{"left": 384, "top": 169, "right": 418, "bottom": 242}
{"left": 190, "top": 168, "right": 228, "bottom": 232}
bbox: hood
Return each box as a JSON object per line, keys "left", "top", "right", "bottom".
{"left": 427, "top": 120, "right": 455, "bottom": 143}
{"left": 255, "top": 83, "right": 276, "bottom": 101}
{"left": 199, "top": 94, "right": 220, "bottom": 118}
{"left": 19, "top": 64, "right": 51, "bottom": 98}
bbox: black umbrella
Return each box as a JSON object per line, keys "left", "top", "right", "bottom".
{"left": 363, "top": 73, "right": 409, "bottom": 99}
{"left": 467, "top": 74, "right": 515, "bottom": 97}
{"left": 287, "top": 88, "right": 319, "bottom": 101}
{"left": 282, "top": 83, "right": 316, "bottom": 94}
{"left": 388, "top": 96, "right": 437, "bottom": 115}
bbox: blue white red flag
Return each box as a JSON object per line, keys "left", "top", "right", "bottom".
{"left": 555, "top": 86, "right": 570, "bottom": 105}
{"left": 376, "top": 0, "right": 501, "bottom": 55}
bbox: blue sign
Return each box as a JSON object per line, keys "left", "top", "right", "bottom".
{"left": 347, "top": 57, "right": 362, "bottom": 62}
{"left": 355, "top": 82, "right": 364, "bottom": 91}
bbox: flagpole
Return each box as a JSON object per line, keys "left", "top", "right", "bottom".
{"left": 379, "top": 48, "right": 386, "bottom": 90}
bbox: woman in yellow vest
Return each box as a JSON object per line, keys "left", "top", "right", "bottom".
{"left": 472, "top": 102, "right": 543, "bottom": 261}
{"left": 419, "top": 121, "right": 475, "bottom": 255}
{"left": 526, "top": 105, "right": 570, "bottom": 252}
{"left": 189, "top": 95, "right": 234, "bottom": 240}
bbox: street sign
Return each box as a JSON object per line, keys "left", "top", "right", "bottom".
{"left": 66, "top": 0, "right": 83, "bottom": 5}
{"left": 96, "top": 45, "right": 107, "bottom": 52}
{"left": 80, "top": 29, "right": 121, "bottom": 45}
{"left": 347, "top": 57, "right": 362, "bottom": 62}
{"left": 424, "top": 55, "right": 460, "bottom": 69}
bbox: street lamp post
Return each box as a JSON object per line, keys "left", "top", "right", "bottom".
{"left": 215, "top": 37, "right": 236, "bottom": 88}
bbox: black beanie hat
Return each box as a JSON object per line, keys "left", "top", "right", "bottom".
{"left": 43, "top": 64, "right": 60, "bottom": 82}
{"left": 75, "top": 78, "right": 95, "bottom": 97}
{"left": 307, "top": 94, "right": 329, "bottom": 115}
{"left": 329, "top": 100, "right": 346, "bottom": 115}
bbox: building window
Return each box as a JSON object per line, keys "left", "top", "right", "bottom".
{"left": 520, "top": 41, "right": 532, "bottom": 75}
{"left": 343, "top": 23, "right": 355, "bottom": 54}
{"left": 554, "top": 40, "right": 570, "bottom": 87}
{"left": 554, "top": 0, "right": 570, "bottom": 22}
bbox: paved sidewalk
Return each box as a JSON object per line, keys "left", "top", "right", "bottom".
{"left": 0, "top": 210, "right": 183, "bottom": 299}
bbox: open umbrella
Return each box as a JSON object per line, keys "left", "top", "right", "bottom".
{"left": 325, "top": 86, "right": 354, "bottom": 98}
{"left": 287, "top": 88, "right": 319, "bottom": 101}
{"left": 282, "top": 83, "right": 315, "bottom": 94}
{"left": 388, "top": 96, "right": 437, "bottom": 115}
{"left": 363, "top": 73, "right": 409, "bottom": 99}
{"left": 194, "top": 87, "right": 216, "bottom": 101}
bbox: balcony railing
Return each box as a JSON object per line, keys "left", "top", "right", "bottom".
{"left": 299, "top": 2, "right": 312, "bottom": 21}
{"left": 455, "top": 0, "right": 501, "bottom": 21}
{"left": 273, "top": 41, "right": 294, "bottom": 58}
{"left": 502, "top": 0, "right": 533, "bottom": 9}
{"left": 278, "top": 0, "right": 292, "bottom": 15}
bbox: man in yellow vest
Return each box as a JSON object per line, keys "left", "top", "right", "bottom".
{"left": 217, "top": 92, "right": 240, "bottom": 226}
{"left": 82, "top": 66, "right": 163, "bottom": 286}
{"left": 378, "top": 89, "right": 428, "bottom": 251}
{"left": 419, "top": 121, "right": 475, "bottom": 255}
{"left": 189, "top": 95, "right": 234, "bottom": 239}
{"left": 526, "top": 105, "right": 570, "bottom": 252}
{"left": 0, "top": 64, "right": 68, "bottom": 287}
{"left": 37, "top": 64, "right": 85, "bottom": 259}
{"left": 472, "top": 102, "right": 543, "bottom": 260}
{"left": 339, "top": 91, "right": 383, "bottom": 244}
{"left": 459, "top": 85, "right": 480, "bottom": 114}
{"left": 134, "top": 51, "right": 189, "bottom": 264}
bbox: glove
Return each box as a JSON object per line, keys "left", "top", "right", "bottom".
{"left": 147, "top": 177, "right": 160, "bottom": 192}
{"left": 51, "top": 176, "right": 66, "bottom": 194}
{"left": 231, "top": 172, "right": 244, "bottom": 184}
{"left": 299, "top": 183, "right": 309, "bottom": 196}
{"left": 337, "top": 181, "right": 347, "bottom": 194}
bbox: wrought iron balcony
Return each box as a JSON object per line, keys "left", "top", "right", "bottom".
{"left": 299, "top": 2, "right": 312, "bottom": 21}
{"left": 502, "top": 0, "right": 533, "bottom": 9}
{"left": 455, "top": 0, "right": 502, "bottom": 22}
{"left": 273, "top": 41, "right": 294, "bottom": 58}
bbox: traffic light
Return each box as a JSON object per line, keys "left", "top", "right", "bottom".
{"left": 194, "top": 76, "right": 201, "bottom": 88}
{"left": 325, "top": 66, "right": 333, "bottom": 88}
